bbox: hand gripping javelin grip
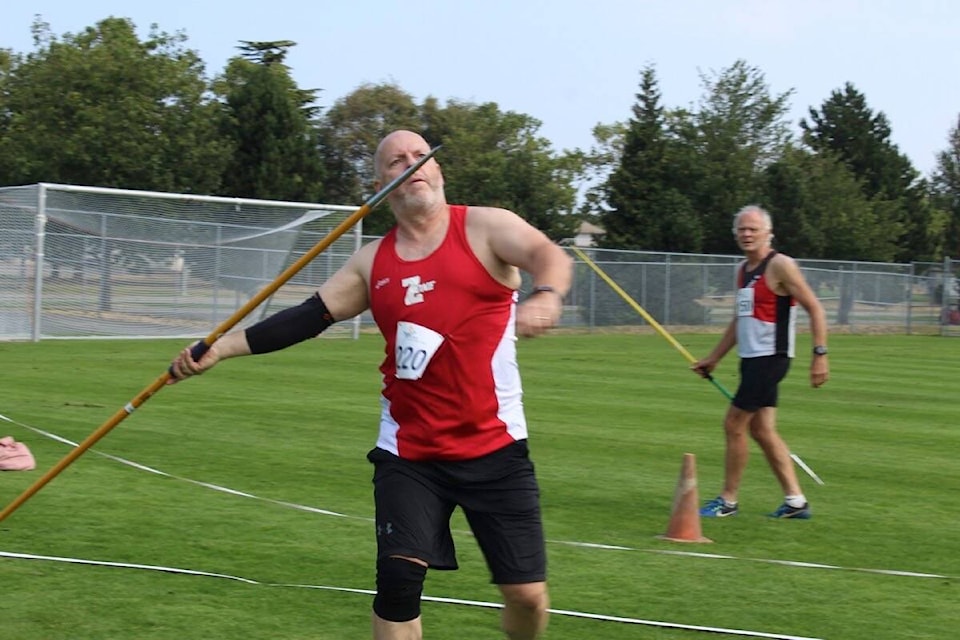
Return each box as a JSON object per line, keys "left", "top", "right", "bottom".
{"left": 0, "top": 146, "right": 443, "bottom": 523}
{"left": 570, "top": 245, "right": 824, "bottom": 485}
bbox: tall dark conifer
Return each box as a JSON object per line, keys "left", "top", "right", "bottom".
{"left": 600, "top": 65, "right": 700, "bottom": 251}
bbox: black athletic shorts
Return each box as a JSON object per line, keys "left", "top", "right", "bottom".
{"left": 733, "top": 354, "right": 791, "bottom": 411}
{"left": 367, "top": 440, "right": 546, "bottom": 585}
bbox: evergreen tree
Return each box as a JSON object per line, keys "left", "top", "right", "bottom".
{"left": 599, "top": 65, "right": 700, "bottom": 251}
{"left": 217, "top": 40, "right": 324, "bottom": 202}
{"left": 801, "top": 82, "right": 939, "bottom": 261}
{"left": 930, "top": 115, "right": 960, "bottom": 258}
{"left": 802, "top": 83, "right": 914, "bottom": 200}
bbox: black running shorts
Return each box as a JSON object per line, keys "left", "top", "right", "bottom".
{"left": 733, "top": 354, "right": 791, "bottom": 411}
{"left": 367, "top": 440, "right": 547, "bottom": 585}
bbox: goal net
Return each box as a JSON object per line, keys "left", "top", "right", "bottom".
{"left": 0, "top": 183, "right": 363, "bottom": 340}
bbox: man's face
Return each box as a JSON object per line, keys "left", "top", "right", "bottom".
{"left": 734, "top": 211, "right": 770, "bottom": 252}
{"left": 374, "top": 132, "right": 443, "bottom": 210}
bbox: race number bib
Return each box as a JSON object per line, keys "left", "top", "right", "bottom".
{"left": 736, "top": 287, "right": 755, "bottom": 317}
{"left": 395, "top": 321, "right": 444, "bottom": 380}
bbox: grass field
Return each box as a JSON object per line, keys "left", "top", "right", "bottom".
{"left": 1, "top": 333, "right": 958, "bottom": 639}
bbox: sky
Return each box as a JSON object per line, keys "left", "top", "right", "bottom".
{"left": 3, "top": 0, "right": 959, "bottom": 176}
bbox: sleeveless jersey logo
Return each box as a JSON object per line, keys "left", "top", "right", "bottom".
{"left": 401, "top": 275, "right": 436, "bottom": 306}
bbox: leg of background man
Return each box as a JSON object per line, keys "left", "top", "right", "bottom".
{"left": 372, "top": 613, "right": 422, "bottom": 640}
{"left": 720, "top": 405, "right": 753, "bottom": 503}
{"left": 498, "top": 582, "right": 549, "bottom": 640}
{"left": 749, "top": 408, "right": 802, "bottom": 495}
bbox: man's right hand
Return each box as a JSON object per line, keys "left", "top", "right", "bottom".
{"left": 690, "top": 359, "right": 716, "bottom": 379}
{"left": 167, "top": 341, "right": 217, "bottom": 384}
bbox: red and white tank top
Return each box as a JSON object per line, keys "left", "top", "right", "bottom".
{"left": 368, "top": 205, "right": 527, "bottom": 461}
{"left": 735, "top": 251, "right": 796, "bottom": 358}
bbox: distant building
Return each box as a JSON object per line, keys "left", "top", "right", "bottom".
{"left": 573, "top": 221, "right": 605, "bottom": 247}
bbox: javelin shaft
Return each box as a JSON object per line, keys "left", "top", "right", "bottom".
{"left": 790, "top": 453, "right": 826, "bottom": 486}
{"left": 570, "top": 245, "right": 734, "bottom": 400}
{"left": 571, "top": 246, "right": 823, "bottom": 484}
{"left": 571, "top": 247, "right": 696, "bottom": 361}
{"left": 0, "top": 147, "right": 442, "bottom": 523}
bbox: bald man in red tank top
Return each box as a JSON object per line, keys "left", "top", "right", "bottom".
{"left": 169, "top": 130, "right": 572, "bottom": 640}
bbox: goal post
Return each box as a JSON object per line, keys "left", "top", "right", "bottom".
{"left": 0, "top": 183, "right": 363, "bottom": 341}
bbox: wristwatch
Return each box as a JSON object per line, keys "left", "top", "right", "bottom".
{"left": 530, "top": 285, "right": 559, "bottom": 297}
{"left": 812, "top": 345, "right": 828, "bottom": 356}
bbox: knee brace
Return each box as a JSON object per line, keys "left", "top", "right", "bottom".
{"left": 373, "top": 557, "right": 427, "bottom": 622}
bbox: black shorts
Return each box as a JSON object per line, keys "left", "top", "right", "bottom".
{"left": 733, "top": 355, "right": 791, "bottom": 411}
{"left": 367, "top": 440, "right": 546, "bottom": 585}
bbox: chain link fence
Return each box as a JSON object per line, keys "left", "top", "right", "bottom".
{"left": 0, "top": 184, "right": 362, "bottom": 340}
{"left": 1, "top": 183, "right": 957, "bottom": 340}
{"left": 541, "top": 249, "right": 956, "bottom": 336}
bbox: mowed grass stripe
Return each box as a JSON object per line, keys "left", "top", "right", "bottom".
{"left": 1, "top": 333, "right": 957, "bottom": 639}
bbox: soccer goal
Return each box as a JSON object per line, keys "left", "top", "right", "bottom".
{"left": 0, "top": 183, "right": 363, "bottom": 341}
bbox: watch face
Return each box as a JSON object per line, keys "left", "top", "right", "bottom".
{"left": 813, "top": 346, "right": 828, "bottom": 356}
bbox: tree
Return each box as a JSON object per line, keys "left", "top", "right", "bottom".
{"left": 316, "top": 82, "right": 422, "bottom": 220}
{"left": 762, "top": 145, "right": 896, "bottom": 261}
{"left": 575, "top": 121, "right": 626, "bottom": 222}
{"left": 0, "top": 48, "right": 18, "bottom": 181}
{"left": 216, "top": 40, "right": 325, "bottom": 202}
{"left": 931, "top": 115, "right": 960, "bottom": 258}
{"left": 316, "top": 86, "right": 578, "bottom": 237}
{"left": 802, "top": 83, "right": 914, "bottom": 200}
{"left": 801, "top": 82, "right": 939, "bottom": 261}
{"left": 679, "top": 60, "right": 794, "bottom": 253}
{"left": 598, "top": 65, "right": 700, "bottom": 251}
{"left": 0, "top": 16, "right": 232, "bottom": 311}
{"left": 0, "top": 17, "right": 228, "bottom": 193}
{"left": 422, "top": 98, "right": 578, "bottom": 240}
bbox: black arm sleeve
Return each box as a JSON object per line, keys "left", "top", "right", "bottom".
{"left": 244, "top": 293, "right": 335, "bottom": 354}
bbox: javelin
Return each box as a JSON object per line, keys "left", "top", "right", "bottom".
{"left": 570, "top": 245, "right": 824, "bottom": 486}
{"left": 0, "top": 146, "right": 443, "bottom": 523}
{"left": 569, "top": 246, "right": 730, "bottom": 395}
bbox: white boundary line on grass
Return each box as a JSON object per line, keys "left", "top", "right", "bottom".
{"left": 2, "top": 412, "right": 955, "bottom": 583}
{"left": 0, "top": 414, "right": 355, "bottom": 520}
{"left": 0, "top": 550, "right": 822, "bottom": 640}
{"left": 555, "top": 542, "right": 952, "bottom": 580}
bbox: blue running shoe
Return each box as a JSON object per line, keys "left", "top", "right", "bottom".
{"left": 700, "top": 496, "right": 738, "bottom": 518}
{"left": 768, "top": 502, "right": 811, "bottom": 519}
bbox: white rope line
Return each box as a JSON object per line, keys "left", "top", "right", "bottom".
{"left": 556, "top": 543, "right": 952, "bottom": 580}
{"left": 2, "top": 411, "right": 953, "bottom": 584}
{"left": 0, "top": 412, "right": 358, "bottom": 520}
{"left": 0, "top": 550, "right": 823, "bottom": 639}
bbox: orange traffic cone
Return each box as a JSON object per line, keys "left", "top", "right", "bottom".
{"left": 657, "top": 453, "right": 712, "bottom": 543}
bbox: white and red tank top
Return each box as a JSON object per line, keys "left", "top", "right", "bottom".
{"left": 368, "top": 205, "right": 527, "bottom": 461}
{"left": 735, "top": 251, "right": 796, "bottom": 358}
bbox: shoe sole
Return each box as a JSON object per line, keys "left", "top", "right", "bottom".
{"left": 700, "top": 509, "right": 738, "bottom": 518}
{"left": 768, "top": 510, "right": 811, "bottom": 519}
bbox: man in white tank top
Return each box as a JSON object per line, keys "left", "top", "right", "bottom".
{"left": 692, "top": 205, "right": 829, "bottom": 520}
